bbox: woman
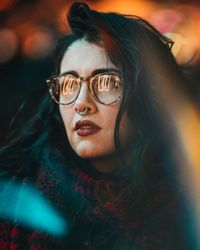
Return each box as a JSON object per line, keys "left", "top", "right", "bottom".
{"left": 0, "top": 2, "right": 195, "bottom": 250}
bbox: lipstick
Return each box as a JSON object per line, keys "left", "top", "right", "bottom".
{"left": 75, "top": 120, "right": 101, "bottom": 136}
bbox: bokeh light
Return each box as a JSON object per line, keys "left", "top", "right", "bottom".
{"left": 0, "top": 179, "right": 68, "bottom": 236}
{"left": 22, "top": 26, "right": 57, "bottom": 60}
{"left": 90, "top": 0, "right": 155, "bottom": 17}
{"left": 165, "top": 32, "right": 197, "bottom": 64}
{"left": 150, "top": 8, "right": 183, "bottom": 33}
{"left": 0, "top": 28, "right": 19, "bottom": 64}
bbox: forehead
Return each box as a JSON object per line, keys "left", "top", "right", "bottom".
{"left": 60, "top": 39, "right": 117, "bottom": 76}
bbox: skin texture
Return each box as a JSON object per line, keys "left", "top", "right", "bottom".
{"left": 60, "top": 39, "right": 134, "bottom": 173}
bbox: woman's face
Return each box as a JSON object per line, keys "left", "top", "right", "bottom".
{"left": 60, "top": 39, "right": 134, "bottom": 172}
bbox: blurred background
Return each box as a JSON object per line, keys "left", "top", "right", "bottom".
{"left": 0, "top": 0, "right": 200, "bottom": 144}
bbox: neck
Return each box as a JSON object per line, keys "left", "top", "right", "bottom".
{"left": 90, "top": 149, "right": 132, "bottom": 174}
{"left": 91, "top": 155, "right": 123, "bottom": 173}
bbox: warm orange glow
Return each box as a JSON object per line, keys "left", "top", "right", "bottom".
{"left": 91, "top": 0, "right": 155, "bottom": 18}
{"left": 57, "top": 1, "right": 200, "bottom": 63}
{"left": 0, "top": 0, "right": 18, "bottom": 11}
{"left": 174, "top": 102, "right": 200, "bottom": 243}
{"left": 177, "top": 104, "right": 200, "bottom": 173}
{"left": 22, "top": 27, "right": 56, "bottom": 59}
{"left": 165, "top": 32, "right": 197, "bottom": 64}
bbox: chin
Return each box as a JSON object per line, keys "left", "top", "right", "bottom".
{"left": 75, "top": 147, "right": 116, "bottom": 161}
{"left": 71, "top": 140, "right": 115, "bottom": 160}
{"left": 75, "top": 149, "right": 101, "bottom": 159}
{"left": 73, "top": 145, "right": 105, "bottom": 159}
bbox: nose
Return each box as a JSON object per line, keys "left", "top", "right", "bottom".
{"left": 74, "top": 82, "right": 97, "bottom": 114}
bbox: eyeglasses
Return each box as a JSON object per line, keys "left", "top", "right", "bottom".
{"left": 46, "top": 71, "right": 122, "bottom": 105}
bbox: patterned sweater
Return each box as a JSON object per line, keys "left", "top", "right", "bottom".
{"left": 0, "top": 163, "right": 195, "bottom": 250}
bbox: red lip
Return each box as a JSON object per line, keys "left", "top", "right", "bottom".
{"left": 74, "top": 120, "right": 101, "bottom": 136}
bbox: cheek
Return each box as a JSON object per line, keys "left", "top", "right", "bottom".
{"left": 59, "top": 106, "right": 73, "bottom": 136}
{"left": 100, "top": 109, "right": 118, "bottom": 139}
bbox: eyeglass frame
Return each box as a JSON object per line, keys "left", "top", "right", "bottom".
{"left": 46, "top": 71, "right": 122, "bottom": 105}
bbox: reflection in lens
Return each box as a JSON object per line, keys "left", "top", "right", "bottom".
{"left": 97, "top": 75, "right": 110, "bottom": 92}
{"left": 93, "top": 74, "right": 121, "bottom": 104}
{"left": 62, "top": 77, "right": 77, "bottom": 95}
{"left": 60, "top": 75, "right": 79, "bottom": 104}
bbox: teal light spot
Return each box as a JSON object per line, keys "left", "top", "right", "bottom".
{"left": 0, "top": 180, "right": 68, "bottom": 236}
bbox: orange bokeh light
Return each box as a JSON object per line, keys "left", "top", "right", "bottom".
{"left": 22, "top": 26, "right": 56, "bottom": 59}
{"left": 90, "top": 0, "right": 155, "bottom": 18}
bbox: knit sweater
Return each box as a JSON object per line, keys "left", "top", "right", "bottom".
{"left": 0, "top": 163, "right": 194, "bottom": 250}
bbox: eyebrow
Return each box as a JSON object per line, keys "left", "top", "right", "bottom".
{"left": 60, "top": 68, "right": 120, "bottom": 77}
{"left": 91, "top": 68, "right": 119, "bottom": 76}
